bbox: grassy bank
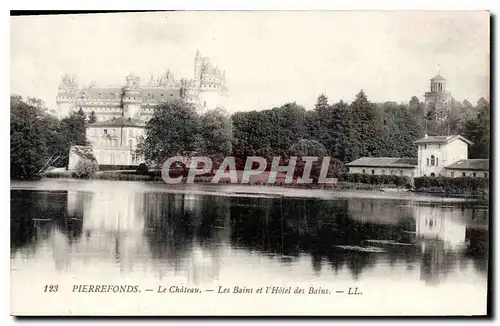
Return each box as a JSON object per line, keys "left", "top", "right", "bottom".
{"left": 42, "top": 170, "right": 488, "bottom": 197}
{"left": 42, "top": 170, "right": 396, "bottom": 190}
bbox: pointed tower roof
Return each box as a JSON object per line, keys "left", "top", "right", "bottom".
{"left": 431, "top": 74, "right": 446, "bottom": 81}
{"left": 195, "top": 49, "right": 201, "bottom": 58}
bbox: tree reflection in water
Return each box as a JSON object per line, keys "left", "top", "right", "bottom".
{"left": 10, "top": 188, "right": 489, "bottom": 285}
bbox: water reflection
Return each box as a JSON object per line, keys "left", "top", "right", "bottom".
{"left": 10, "top": 188, "right": 489, "bottom": 287}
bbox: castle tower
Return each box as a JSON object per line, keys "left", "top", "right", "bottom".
{"left": 197, "top": 54, "right": 227, "bottom": 112}
{"left": 122, "top": 74, "right": 142, "bottom": 119}
{"left": 56, "top": 74, "right": 78, "bottom": 117}
{"left": 424, "top": 73, "right": 452, "bottom": 122}
{"left": 194, "top": 50, "right": 202, "bottom": 87}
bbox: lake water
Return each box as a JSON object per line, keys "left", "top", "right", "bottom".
{"left": 10, "top": 180, "right": 489, "bottom": 316}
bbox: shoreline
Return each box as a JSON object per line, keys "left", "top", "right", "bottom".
{"left": 10, "top": 178, "right": 480, "bottom": 202}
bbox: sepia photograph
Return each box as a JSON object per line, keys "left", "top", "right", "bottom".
{"left": 9, "top": 10, "right": 491, "bottom": 316}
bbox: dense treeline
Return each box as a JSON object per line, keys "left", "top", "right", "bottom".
{"left": 230, "top": 90, "right": 490, "bottom": 163}
{"left": 10, "top": 95, "right": 88, "bottom": 179}
{"left": 11, "top": 89, "right": 490, "bottom": 180}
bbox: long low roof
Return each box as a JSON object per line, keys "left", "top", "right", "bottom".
{"left": 89, "top": 117, "right": 145, "bottom": 128}
{"left": 346, "top": 157, "right": 417, "bottom": 168}
{"left": 445, "top": 159, "right": 489, "bottom": 171}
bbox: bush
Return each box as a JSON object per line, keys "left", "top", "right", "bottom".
{"left": 414, "top": 176, "right": 489, "bottom": 195}
{"left": 136, "top": 163, "right": 149, "bottom": 175}
{"left": 340, "top": 173, "right": 411, "bottom": 187}
{"left": 73, "top": 159, "right": 98, "bottom": 178}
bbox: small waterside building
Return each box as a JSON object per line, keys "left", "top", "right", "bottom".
{"left": 444, "top": 159, "right": 489, "bottom": 178}
{"left": 345, "top": 157, "right": 417, "bottom": 178}
{"left": 346, "top": 134, "right": 489, "bottom": 178}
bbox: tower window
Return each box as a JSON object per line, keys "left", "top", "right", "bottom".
{"left": 204, "top": 101, "right": 207, "bottom": 108}
{"left": 427, "top": 158, "right": 429, "bottom": 166}
{"left": 362, "top": 169, "right": 366, "bottom": 174}
{"left": 431, "top": 155, "right": 435, "bottom": 166}
{"left": 103, "top": 129, "right": 107, "bottom": 134}
{"left": 436, "top": 157, "right": 439, "bottom": 166}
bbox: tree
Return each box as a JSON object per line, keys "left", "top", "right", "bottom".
{"left": 138, "top": 100, "right": 202, "bottom": 166}
{"left": 10, "top": 96, "right": 48, "bottom": 179}
{"left": 200, "top": 108, "right": 233, "bottom": 156}
{"left": 88, "top": 110, "right": 97, "bottom": 124}
{"left": 465, "top": 99, "right": 490, "bottom": 159}
{"left": 288, "top": 139, "right": 328, "bottom": 157}
{"left": 348, "top": 90, "right": 381, "bottom": 159}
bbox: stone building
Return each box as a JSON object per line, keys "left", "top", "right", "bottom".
{"left": 424, "top": 74, "right": 452, "bottom": 122}
{"left": 56, "top": 50, "right": 228, "bottom": 166}
{"left": 346, "top": 134, "right": 489, "bottom": 178}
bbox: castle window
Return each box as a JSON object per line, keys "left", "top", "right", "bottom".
{"left": 484, "top": 172, "right": 488, "bottom": 178}
{"left": 424, "top": 145, "right": 427, "bottom": 149}
{"left": 362, "top": 169, "right": 366, "bottom": 174}
{"left": 204, "top": 101, "right": 207, "bottom": 108}
{"left": 473, "top": 172, "right": 477, "bottom": 177}
{"left": 381, "top": 170, "right": 386, "bottom": 175}
{"left": 462, "top": 172, "right": 466, "bottom": 177}
{"left": 99, "top": 92, "right": 102, "bottom": 96}
{"left": 436, "top": 157, "right": 439, "bottom": 166}
{"left": 430, "top": 155, "right": 435, "bottom": 166}
{"left": 451, "top": 172, "right": 455, "bottom": 178}
{"left": 427, "top": 158, "right": 429, "bottom": 166}
{"left": 103, "top": 129, "right": 107, "bottom": 134}
{"left": 161, "top": 94, "right": 164, "bottom": 96}
{"left": 400, "top": 171, "right": 404, "bottom": 176}
{"left": 371, "top": 170, "right": 375, "bottom": 175}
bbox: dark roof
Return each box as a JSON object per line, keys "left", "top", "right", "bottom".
{"left": 89, "top": 117, "right": 145, "bottom": 128}
{"left": 414, "top": 135, "right": 473, "bottom": 145}
{"left": 445, "top": 159, "right": 489, "bottom": 171}
{"left": 77, "top": 87, "right": 123, "bottom": 99}
{"left": 140, "top": 88, "right": 182, "bottom": 100}
{"left": 431, "top": 74, "right": 446, "bottom": 81}
{"left": 346, "top": 157, "right": 417, "bottom": 168}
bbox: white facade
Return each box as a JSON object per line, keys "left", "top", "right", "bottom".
{"left": 86, "top": 122, "right": 145, "bottom": 166}
{"left": 416, "top": 136, "right": 469, "bottom": 177}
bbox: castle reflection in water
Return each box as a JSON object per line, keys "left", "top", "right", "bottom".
{"left": 10, "top": 186, "right": 488, "bottom": 286}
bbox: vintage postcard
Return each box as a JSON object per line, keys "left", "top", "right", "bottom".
{"left": 10, "top": 11, "right": 490, "bottom": 316}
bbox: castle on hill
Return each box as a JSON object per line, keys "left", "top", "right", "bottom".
{"left": 56, "top": 50, "right": 228, "bottom": 121}
{"left": 62, "top": 50, "right": 228, "bottom": 167}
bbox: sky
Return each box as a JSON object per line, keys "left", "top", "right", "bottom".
{"left": 10, "top": 11, "right": 490, "bottom": 113}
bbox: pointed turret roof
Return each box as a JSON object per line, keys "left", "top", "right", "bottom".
{"left": 431, "top": 74, "right": 446, "bottom": 81}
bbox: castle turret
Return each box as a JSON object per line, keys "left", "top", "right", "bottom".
{"left": 56, "top": 74, "right": 78, "bottom": 117}
{"left": 194, "top": 50, "right": 202, "bottom": 87}
{"left": 122, "top": 74, "right": 142, "bottom": 119}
